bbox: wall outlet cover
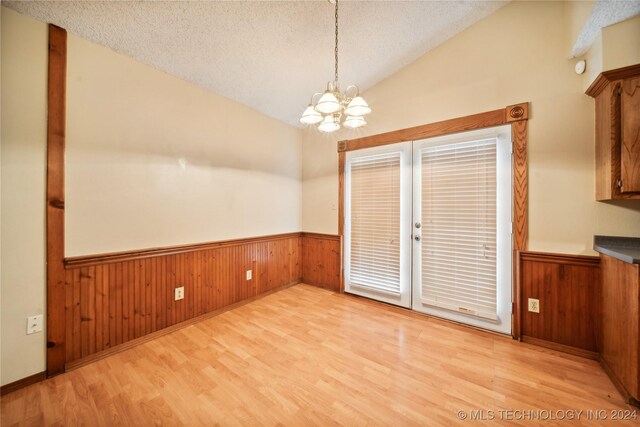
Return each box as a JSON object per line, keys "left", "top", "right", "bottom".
{"left": 528, "top": 298, "right": 540, "bottom": 313}
{"left": 27, "top": 314, "right": 43, "bottom": 335}
{"left": 175, "top": 286, "right": 185, "bottom": 301}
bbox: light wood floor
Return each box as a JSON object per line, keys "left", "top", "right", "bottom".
{"left": 1, "top": 284, "right": 636, "bottom": 426}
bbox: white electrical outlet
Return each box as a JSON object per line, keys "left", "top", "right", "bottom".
{"left": 246, "top": 270, "right": 252, "bottom": 280}
{"left": 528, "top": 298, "right": 540, "bottom": 313}
{"left": 174, "top": 286, "right": 184, "bottom": 301}
{"left": 27, "top": 314, "right": 43, "bottom": 335}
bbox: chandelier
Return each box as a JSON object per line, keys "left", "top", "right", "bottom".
{"left": 299, "top": 0, "right": 371, "bottom": 132}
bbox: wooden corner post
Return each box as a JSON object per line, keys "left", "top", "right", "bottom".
{"left": 46, "top": 24, "right": 67, "bottom": 376}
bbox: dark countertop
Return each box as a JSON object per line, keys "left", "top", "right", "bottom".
{"left": 594, "top": 236, "right": 640, "bottom": 264}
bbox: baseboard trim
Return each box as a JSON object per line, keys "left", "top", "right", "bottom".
{"left": 1, "top": 371, "right": 46, "bottom": 396}
{"left": 65, "top": 279, "right": 301, "bottom": 371}
{"left": 303, "top": 280, "right": 340, "bottom": 292}
{"left": 521, "top": 336, "right": 598, "bottom": 360}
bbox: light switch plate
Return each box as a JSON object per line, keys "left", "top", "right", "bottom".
{"left": 246, "top": 270, "right": 252, "bottom": 280}
{"left": 27, "top": 314, "right": 43, "bottom": 335}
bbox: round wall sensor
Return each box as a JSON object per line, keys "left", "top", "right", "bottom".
{"left": 575, "top": 60, "right": 586, "bottom": 75}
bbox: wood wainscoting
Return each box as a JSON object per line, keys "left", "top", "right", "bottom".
{"left": 518, "top": 251, "right": 600, "bottom": 359}
{"left": 301, "top": 233, "right": 341, "bottom": 292}
{"left": 62, "top": 233, "right": 302, "bottom": 368}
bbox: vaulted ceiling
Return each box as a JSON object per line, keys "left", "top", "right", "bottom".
{"left": 4, "top": 1, "right": 510, "bottom": 126}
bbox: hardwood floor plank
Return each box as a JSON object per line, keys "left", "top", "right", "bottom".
{"left": 2, "top": 285, "right": 635, "bottom": 426}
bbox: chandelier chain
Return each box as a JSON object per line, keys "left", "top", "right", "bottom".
{"left": 334, "top": 0, "right": 339, "bottom": 84}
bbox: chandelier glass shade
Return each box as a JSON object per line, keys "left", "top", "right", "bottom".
{"left": 300, "top": 0, "right": 370, "bottom": 132}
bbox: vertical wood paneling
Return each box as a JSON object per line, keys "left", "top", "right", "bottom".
{"left": 63, "top": 234, "right": 302, "bottom": 366}
{"left": 159, "top": 257, "right": 166, "bottom": 328}
{"left": 257, "top": 242, "right": 269, "bottom": 295}
{"left": 147, "top": 258, "right": 154, "bottom": 334}
{"left": 184, "top": 253, "right": 192, "bottom": 320}
{"left": 72, "top": 268, "right": 81, "bottom": 361}
{"left": 108, "top": 264, "right": 116, "bottom": 349}
{"left": 128, "top": 261, "right": 135, "bottom": 343}
{"left": 95, "top": 265, "right": 103, "bottom": 354}
{"left": 64, "top": 269, "right": 73, "bottom": 363}
{"left": 178, "top": 253, "right": 185, "bottom": 324}
{"left": 168, "top": 255, "right": 175, "bottom": 327}
{"left": 102, "top": 266, "right": 110, "bottom": 350}
{"left": 80, "top": 268, "right": 89, "bottom": 358}
{"left": 122, "top": 262, "right": 129, "bottom": 343}
{"left": 302, "top": 233, "right": 341, "bottom": 292}
{"left": 519, "top": 251, "right": 600, "bottom": 357}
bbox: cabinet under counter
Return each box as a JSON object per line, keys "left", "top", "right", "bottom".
{"left": 595, "top": 236, "right": 640, "bottom": 407}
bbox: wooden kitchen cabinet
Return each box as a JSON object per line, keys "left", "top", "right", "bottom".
{"left": 599, "top": 254, "right": 640, "bottom": 406}
{"left": 587, "top": 64, "right": 640, "bottom": 200}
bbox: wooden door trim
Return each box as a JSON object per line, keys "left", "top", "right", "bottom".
{"left": 337, "top": 103, "right": 529, "bottom": 338}
{"left": 46, "top": 24, "right": 68, "bottom": 377}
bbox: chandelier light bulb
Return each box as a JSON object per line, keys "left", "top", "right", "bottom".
{"left": 300, "top": 105, "right": 323, "bottom": 124}
{"left": 315, "top": 91, "right": 341, "bottom": 114}
{"left": 318, "top": 115, "right": 341, "bottom": 133}
{"left": 344, "top": 96, "right": 371, "bottom": 117}
{"left": 343, "top": 115, "right": 366, "bottom": 129}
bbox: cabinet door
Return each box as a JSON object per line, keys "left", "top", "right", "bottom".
{"left": 621, "top": 76, "right": 640, "bottom": 193}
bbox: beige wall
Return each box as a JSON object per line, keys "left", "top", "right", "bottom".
{"left": 302, "top": 0, "right": 640, "bottom": 255}
{"left": 601, "top": 15, "right": 640, "bottom": 72}
{"left": 1, "top": 7, "right": 48, "bottom": 385}
{"left": 1, "top": 8, "right": 302, "bottom": 384}
{"left": 564, "top": 0, "right": 595, "bottom": 57}
{"left": 584, "top": 15, "right": 640, "bottom": 89}
{"left": 66, "top": 34, "right": 302, "bottom": 257}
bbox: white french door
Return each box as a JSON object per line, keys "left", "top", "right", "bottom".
{"left": 344, "top": 142, "right": 412, "bottom": 308}
{"left": 344, "top": 126, "right": 513, "bottom": 334}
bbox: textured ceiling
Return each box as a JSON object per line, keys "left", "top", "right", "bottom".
{"left": 3, "top": 1, "right": 508, "bottom": 126}
{"left": 571, "top": 0, "right": 640, "bottom": 58}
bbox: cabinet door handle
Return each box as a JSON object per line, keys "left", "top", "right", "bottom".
{"left": 616, "top": 178, "right": 623, "bottom": 188}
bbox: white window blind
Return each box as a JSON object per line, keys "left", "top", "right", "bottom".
{"left": 349, "top": 152, "right": 401, "bottom": 295}
{"left": 421, "top": 138, "right": 498, "bottom": 320}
